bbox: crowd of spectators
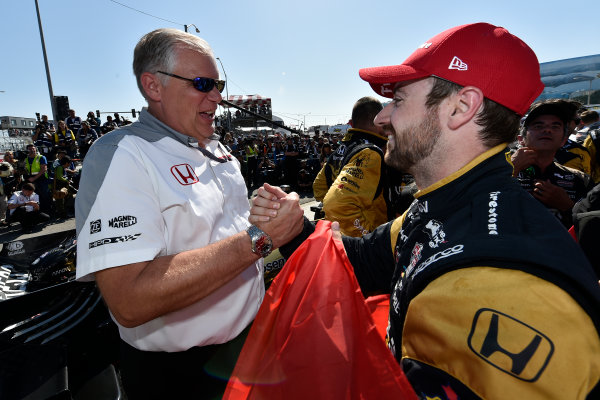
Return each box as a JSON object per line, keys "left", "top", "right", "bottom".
{"left": 216, "top": 126, "right": 343, "bottom": 196}
{"left": 2, "top": 102, "right": 600, "bottom": 237}
{"left": 0, "top": 109, "right": 134, "bottom": 230}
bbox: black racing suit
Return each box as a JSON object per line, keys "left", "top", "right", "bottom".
{"left": 283, "top": 145, "right": 600, "bottom": 399}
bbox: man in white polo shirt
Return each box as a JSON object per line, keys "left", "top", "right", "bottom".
{"left": 75, "top": 28, "right": 303, "bottom": 399}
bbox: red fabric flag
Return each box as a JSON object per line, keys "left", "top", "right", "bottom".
{"left": 568, "top": 225, "right": 577, "bottom": 241}
{"left": 364, "top": 294, "right": 391, "bottom": 341}
{"left": 223, "top": 220, "right": 417, "bottom": 400}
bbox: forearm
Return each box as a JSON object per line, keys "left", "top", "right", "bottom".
{"left": 95, "top": 230, "right": 261, "bottom": 328}
{"left": 29, "top": 172, "right": 42, "bottom": 181}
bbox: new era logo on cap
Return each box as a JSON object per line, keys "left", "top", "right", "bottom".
{"left": 449, "top": 56, "right": 468, "bottom": 71}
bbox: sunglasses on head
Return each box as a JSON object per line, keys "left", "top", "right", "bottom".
{"left": 157, "top": 71, "right": 225, "bottom": 93}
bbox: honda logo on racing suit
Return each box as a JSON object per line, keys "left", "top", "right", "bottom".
{"left": 468, "top": 308, "right": 554, "bottom": 382}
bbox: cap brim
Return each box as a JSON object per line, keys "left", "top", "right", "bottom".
{"left": 523, "top": 102, "right": 572, "bottom": 126}
{"left": 359, "top": 64, "right": 429, "bottom": 98}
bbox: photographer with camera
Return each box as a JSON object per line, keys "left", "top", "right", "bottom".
{"left": 76, "top": 121, "right": 98, "bottom": 159}
{"left": 33, "top": 114, "right": 56, "bottom": 162}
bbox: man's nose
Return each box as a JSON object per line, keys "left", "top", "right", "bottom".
{"left": 374, "top": 104, "right": 392, "bottom": 127}
{"left": 209, "top": 86, "right": 223, "bottom": 103}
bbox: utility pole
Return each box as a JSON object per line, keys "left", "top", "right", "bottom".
{"left": 216, "top": 57, "right": 231, "bottom": 130}
{"left": 184, "top": 24, "right": 200, "bottom": 33}
{"left": 34, "top": 0, "right": 57, "bottom": 124}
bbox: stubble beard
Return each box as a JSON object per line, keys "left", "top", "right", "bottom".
{"left": 384, "top": 108, "right": 442, "bottom": 173}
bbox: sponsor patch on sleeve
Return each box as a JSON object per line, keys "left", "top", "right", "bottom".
{"left": 89, "top": 233, "right": 141, "bottom": 249}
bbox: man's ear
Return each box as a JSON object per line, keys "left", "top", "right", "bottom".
{"left": 517, "top": 133, "right": 526, "bottom": 146}
{"left": 140, "top": 72, "right": 162, "bottom": 102}
{"left": 446, "top": 86, "right": 484, "bottom": 131}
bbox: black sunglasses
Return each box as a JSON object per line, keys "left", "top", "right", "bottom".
{"left": 156, "top": 71, "right": 225, "bottom": 93}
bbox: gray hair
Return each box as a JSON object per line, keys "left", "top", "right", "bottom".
{"left": 133, "top": 28, "right": 214, "bottom": 99}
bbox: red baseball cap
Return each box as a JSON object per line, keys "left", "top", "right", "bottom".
{"left": 359, "top": 23, "right": 544, "bottom": 116}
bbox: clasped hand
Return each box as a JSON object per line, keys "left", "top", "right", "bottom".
{"left": 249, "top": 183, "right": 305, "bottom": 248}
{"left": 250, "top": 183, "right": 342, "bottom": 245}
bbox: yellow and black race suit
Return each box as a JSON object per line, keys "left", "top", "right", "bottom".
{"left": 556, "top": 139, "right": 592, "bottom": 175}
{"left": 313, "top": 128, "right": 413, "bottom": 237}
{"left": 287, "top": 145, "right": 600, "bottom": 399}
{"left": 584, "top": 130, "right": 600, "bottom": 184}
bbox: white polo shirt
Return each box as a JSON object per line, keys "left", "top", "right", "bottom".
{"left": 75, "top": 109, "right": 264, "bottom": 352}
{"left": 8, "top": 191, "right": 39, "bottom": 214}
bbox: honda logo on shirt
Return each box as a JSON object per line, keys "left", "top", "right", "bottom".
{"left": 468, "top": 308, "right": 554, "bottom": 382}
{"left": 171, "top": 164, "right": 199, "bottom": 185}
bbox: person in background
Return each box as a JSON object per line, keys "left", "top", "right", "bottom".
{"left": 313, "top": 96, "right": 414, "bottom": 237}
{"left": 0, "top": 161, "right": 13, "bottom": 226}
{"left": 86, "top": 111, "right": 101, "bottom": 127}
{"left": 283, "top": 136, "right": 299, "bottom": 188}
{"left": 54, "top": 120, "right": 78, "bottom": 158}
{"left": 7, "top": 182, "right": 50, "bottom": 232}
{"left": 245, "top": 137, "right": 259, "bottom": 190}
{"left": 1, "top": 151, "right": 22, "bottom": 198}
{"left": 53, "top": 155, "right": 77, "bottom": 219}
{"left": 102, "top": 115, "right": 119, "bottom": 134}
{"left": 554, "top": 100, "right": 592, "bottom": 176}
{"left": 65, "top": 109, "right": 82, "bottom": 132}
{"left": 33, "top": 114, "right": 56, "bottom": 161}
{"left": 23, "top": 144, "right": 51, "bottom": 215}
{"left": 582, "top": 110, "right": 600, "bottom": 184}
{"left": 576, "top": 110, "right": 600, "bottom": 142}
{"left": 319, "top": 142, "right": 332, "bottom": 166}
{"left": 510, "top": 100, "right": 594, "bottom": 228}
{"left": 76, "top": 121, "right": 99, "bottom": 159}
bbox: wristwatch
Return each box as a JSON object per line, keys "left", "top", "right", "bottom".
{"left": 246, "top": 225, "right": 273, "bottom": 258}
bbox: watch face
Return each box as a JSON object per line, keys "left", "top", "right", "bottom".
{"left": 248, "top": 225, "right": 273, "bottom": 257}
{"left": 256, "top": 235, "right": 272, "bottom": 256}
